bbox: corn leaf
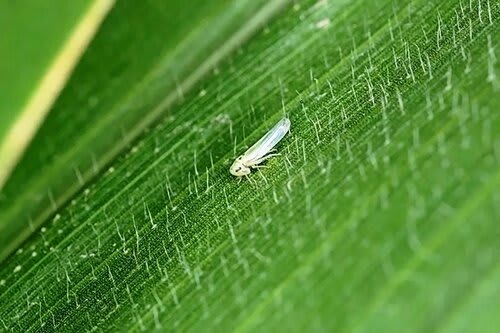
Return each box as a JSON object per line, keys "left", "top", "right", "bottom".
{"left": 0, "top": 0, "right": 288, "bottom": 260}
{"left": 0, "top": 0, "right": 498, "bottom": 332}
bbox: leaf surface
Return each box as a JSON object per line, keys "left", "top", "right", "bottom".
{"left": 0, "top": 0, "right": 498, "bottom": 332}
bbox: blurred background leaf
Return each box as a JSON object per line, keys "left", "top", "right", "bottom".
{"left": 0, "top": 0, "right": 113, "bottom": 189}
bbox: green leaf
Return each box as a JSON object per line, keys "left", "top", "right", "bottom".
{"left": 0, "top": 0, "right": 499, "bottom": 332}
{"left": 0, "top": 0, "right": 289, "bottom": 260}
{"left": 0, "top": 0, "right": 113, "bottom": 188}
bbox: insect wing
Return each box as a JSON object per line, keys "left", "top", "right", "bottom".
{"left": 243, "top": 118, "right": 290, "bottom": 162}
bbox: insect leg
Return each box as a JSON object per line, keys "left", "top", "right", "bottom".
{"left": 244, "top": 174, "right": 254, "bottom": 184}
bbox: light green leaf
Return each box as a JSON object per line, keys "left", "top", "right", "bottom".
{"left": 0, "top": 0, "right": 499, "bottom": 332}
{"left": 0, "top": 0, "right": 114, "bottom": 188}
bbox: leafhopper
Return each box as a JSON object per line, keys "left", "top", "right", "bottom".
{"left": 230, "top": 118, "right": 291, "bottom": 177}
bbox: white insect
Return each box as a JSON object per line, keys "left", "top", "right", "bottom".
{"left": 230, "top": 117, "right": 291, "bottom": 177}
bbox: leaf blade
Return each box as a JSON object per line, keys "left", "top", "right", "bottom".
{"left": 0, "top": 0, "right": 498, "bottom": 332}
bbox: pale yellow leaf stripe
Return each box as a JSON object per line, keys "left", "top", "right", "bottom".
{"left": 0, "top": 0, "right": 115, "bottom": 189}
